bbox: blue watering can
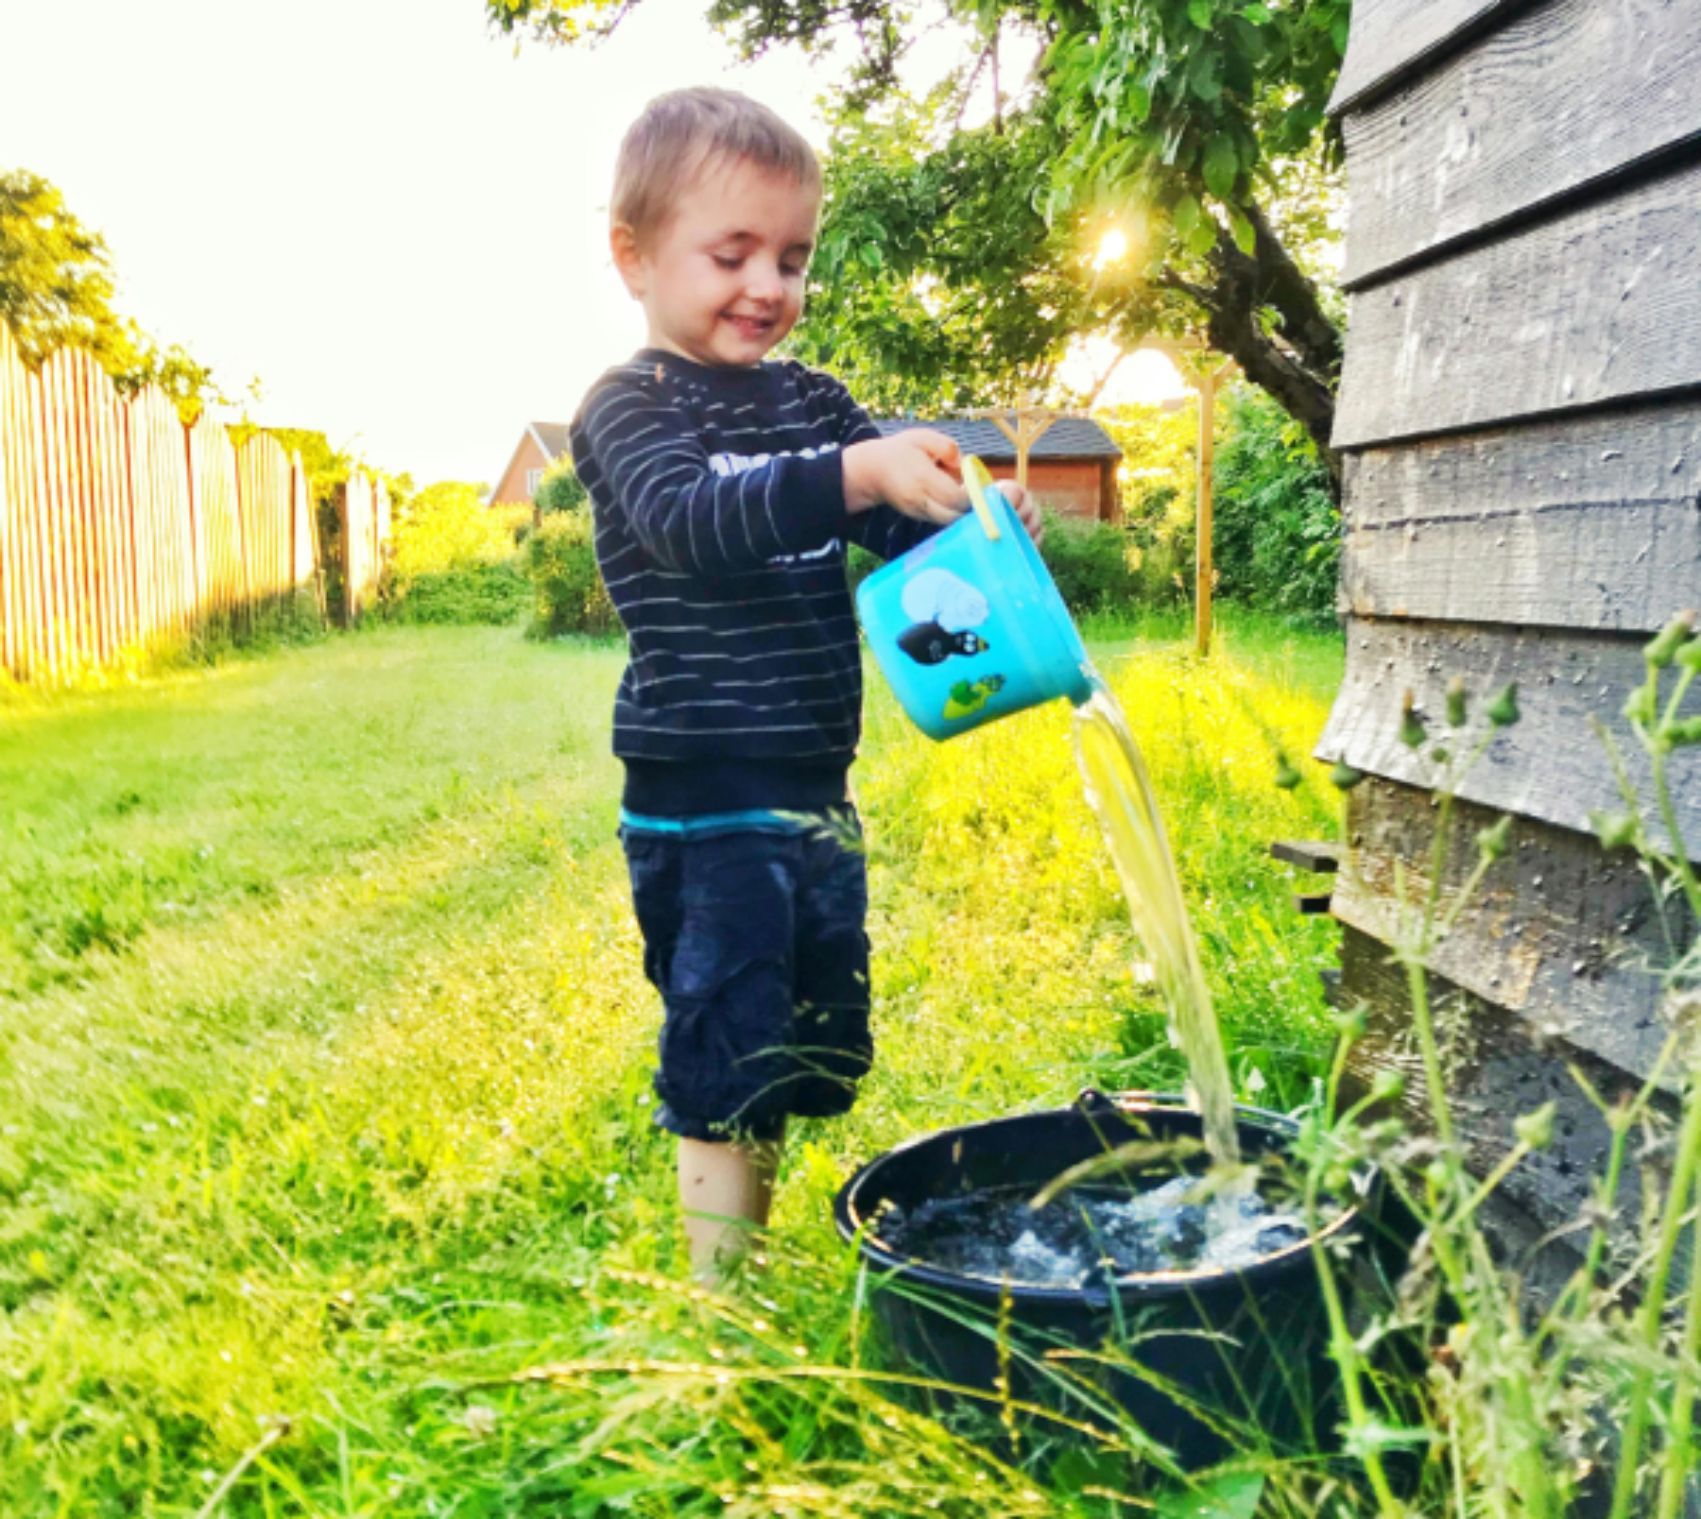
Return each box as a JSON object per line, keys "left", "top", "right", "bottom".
{"left": 856, "top": 456, "right": 1093, "bottom": 741}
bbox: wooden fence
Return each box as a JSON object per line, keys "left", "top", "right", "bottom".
{"left": 0, "top": 320, "right": 389, "bottom": 684}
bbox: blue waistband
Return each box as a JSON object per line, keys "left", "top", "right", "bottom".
{"left": 619, "top": 807, "right": 815, "bottom": 840}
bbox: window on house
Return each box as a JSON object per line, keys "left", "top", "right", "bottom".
{"left": 525, "top": 468, "right": 543, "bottom": 498}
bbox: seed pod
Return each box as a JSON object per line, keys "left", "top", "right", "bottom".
{"left": 1371, "top": 1069, "right": 1405, "bottom": 1102}
{"left": 1477, "top": 814, "right": 1512, "bottom": 862}
{"left": 1399, "top": 690, "right": 1426, "bottom": 749}
{"left": 1332, "top": 1007, "right": 1368, "bottom": 1040}
{"left": 1666, "top": 714, "right": 1701, "bottom": 746}
{"left": 1678, "top": 637, "right": 1701, "bottom": 674}
{"left": 1274, "top": 755, "right": 1302, "bottom": 790}
{"left": 1486, "top": 683, "right": 1520, "bottom": 728}
{"left": 1514, "top": 1101, "right": 1556, "bottom": 1152}
{"left": 1590, "top": 810, "right": 1638, "bottom": 850}
{"left": 1644, "top": 610, "right": 1696, "bottom": 669}
{"left": 1622, "top": 683, "right": 1657, "bottom": 728}
{"left": 1445, "top": 677, "right": 1468, "bottom": 728}
{"left": 1330, "top": 760, "right": 1367, "bottom": 791}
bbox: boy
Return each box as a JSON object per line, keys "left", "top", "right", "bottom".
{"left": 571, "top": 87, "right": 1039, "bottom": 1283}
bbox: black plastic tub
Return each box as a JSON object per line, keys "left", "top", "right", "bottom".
{"left": 834, "top": 1089, "right": 1383, "bottom": 1467}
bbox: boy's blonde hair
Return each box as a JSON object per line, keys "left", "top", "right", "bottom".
{"left": 613, "top": 87, "right": 821, "bottom": 244}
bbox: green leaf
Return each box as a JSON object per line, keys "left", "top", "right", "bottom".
{"left": 1171, "top": 192, "right": 1200, "bottom": 239}
{"left": 1187, "top": 0, "right": 1213, "bottom": 27}
{"left": 1242, "top": 2, "right": 1272, "bottom": 19}
{"left": 1189, "top": 49, "right": 1223, "bottom": 103}
{"left": 1157, "top": 1468, "right": 1265, "bottom": 1519}
{"left": 1185, "top": 215, "right": 1218, "bottom": 257}
{"left": 1128, "top": 81, "right": 1153, "bottom": 122}
{"left": 1227, "top": 207, "right": 1256, "bottom": 254}
{"left": 1202, "top": 135, "right": 1239, "bottom": 200}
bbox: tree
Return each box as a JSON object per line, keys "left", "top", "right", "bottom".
{"left": 0, "top": 168, "right": 220, "bottom": 419}
{"left": 487, "top": 0, "right": 1350, "bottom": 492}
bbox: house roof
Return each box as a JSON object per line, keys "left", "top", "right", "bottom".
{"left": 873, "top": 415, "right": 1123, "bottom": 462}
{"left": 528, "top": 422, "right": 573, "bottom": 460}
{"left": 511, "top": 414, "right": 1123, "bottom": 470}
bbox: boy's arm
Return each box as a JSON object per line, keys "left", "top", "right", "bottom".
{"left": 580, "top": 378, "right": 848, "bottom": 575}
{"left": 815, "top": 376, "right": 946, "bottom": 562}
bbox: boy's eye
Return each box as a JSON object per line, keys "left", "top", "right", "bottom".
{"left": 712, "top": 254, "right": 743, "bottom": 271}
{"left": 781, "top": 263, "right": 806, "bottom": 278}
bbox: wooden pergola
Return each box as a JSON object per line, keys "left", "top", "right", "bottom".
{"left": 969, "top": 335, "right": 1234, "bottom": 655}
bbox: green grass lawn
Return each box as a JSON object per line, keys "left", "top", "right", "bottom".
{"left": 0, "top": 614, "right": 1344, "bottom": 1515}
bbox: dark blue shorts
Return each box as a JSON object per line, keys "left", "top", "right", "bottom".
{"left": 621, "top": 814, "right": 872, "bottom": 1143}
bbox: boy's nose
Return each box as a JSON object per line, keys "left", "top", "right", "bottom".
{"left": 744, "top": 262, "right": 784, "bottom": 303}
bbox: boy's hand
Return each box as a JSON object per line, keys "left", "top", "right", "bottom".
{"left": 996, "top": 480, "right": 1044, "bottom": 545}
{"left": 843, "top": 431, "right": 967, "bottom": 524}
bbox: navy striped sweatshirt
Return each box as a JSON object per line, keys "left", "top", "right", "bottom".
{"left": 570, "top": 349, "right": 934, "bottom": 816}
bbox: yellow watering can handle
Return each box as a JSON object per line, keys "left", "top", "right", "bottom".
{"left": 962, "top": 455, "right": 1002, "bottom": 542}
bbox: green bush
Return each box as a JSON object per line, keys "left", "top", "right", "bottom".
{"left": 384, "top": 561, "right": 530, "bottom": 625}
{"left": 534, "top": 459, "right": 588, "bottom": 515}
{"left": 383, "top": 480, "right": 527, "bottom": 626}
{"left": 527, "top": 514, "right": 619, "bottom": 638}
{"left": 1037, "top": 512, "right": 1144, "bottom": 614}
{"left": 1210, "top": 389, "right": 1340, "bottom": 623}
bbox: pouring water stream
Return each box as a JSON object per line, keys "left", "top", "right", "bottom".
{"left": 1071, "top": 670, "right": 1241, "bottom": 1171}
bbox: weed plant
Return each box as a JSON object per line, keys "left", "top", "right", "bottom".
{"left": 1290, "top": 614, "right": 1701, "bottom": 1516}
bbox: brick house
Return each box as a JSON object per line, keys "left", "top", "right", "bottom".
{"left": 490, "top": 422, "right": 572, "bottom": 506}
{"left": 875, "top": 415, "right": 1124, "bottom": 522}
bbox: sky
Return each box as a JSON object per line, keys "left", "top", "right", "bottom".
{"left": 0, "top": 0, "right": 1186, "bottom": 489}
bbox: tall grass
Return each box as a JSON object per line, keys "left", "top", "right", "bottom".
{"left": 0, "top": 615, "right": 1347, "bottom": 1513}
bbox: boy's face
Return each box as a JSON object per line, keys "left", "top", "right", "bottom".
{"left": 614, "top": 155, "right": 819, "bottom": 368}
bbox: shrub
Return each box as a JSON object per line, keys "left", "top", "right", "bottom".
{"left": 1210, "top": 389, "right": 1340, "bottom": 623}
{"left": 1037, "top": 511, "right": 1144, "bottom": 614}
{"left": 527, "top": 514, "right": 619, "bottom": 637}
{"left": 534, "top": 458, "right": 588, "bottom": 515}
{"left": 381, "top": 480, "right": 527, "bottom": 625}
{"left": 1094, "top": 390, "right": 1342, "bottom": 623}
{"left": 384, "top": 561, "right": 530, "bottom": 625}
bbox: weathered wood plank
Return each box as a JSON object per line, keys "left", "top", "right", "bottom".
{"left": 1332, "top": 159, "right": 1701, "bottom": 450}
{"left": 1334, "top": 778, "right": 1690, "bottom": 1087}
{"left": 1270, "top": 839, "right": 1341, "bottom": 874}
{"left": 1316, "top": 619, "right": 1701, "bottom": 853}
{"left": 1342, "top": 0, "right": 1701, "bottom": 288}
{"left": 1329, "top": 0, "right": 1533, "bottom": 117}
{"left": 1340, "top": 400, "right": 1701, "bottom": 631}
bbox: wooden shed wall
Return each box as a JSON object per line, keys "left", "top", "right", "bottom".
{"left": 1321, "top": 0, "right": 1701, "bottom": 1259}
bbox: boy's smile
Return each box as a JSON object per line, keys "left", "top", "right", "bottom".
{"left": 614, "top": 155, "right": 819, "bottom": 369}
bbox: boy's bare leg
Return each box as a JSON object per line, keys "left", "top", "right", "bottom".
{"left": 677, "top": 1129, "right": 785, "bottom": 1284}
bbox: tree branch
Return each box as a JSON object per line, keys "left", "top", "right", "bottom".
{"left": 1171, "top": 217, "right": 1342, "bottom": 498}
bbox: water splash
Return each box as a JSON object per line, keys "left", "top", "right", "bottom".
{"left": 878, "top": 1180, "right": 1306, "bottom": 1286}
{"left": 1071, "top": 674, "right": 1240, "bottom": 1168}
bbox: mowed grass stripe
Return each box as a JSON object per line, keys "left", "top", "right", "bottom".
{"left": 0, "top": 626, "right": 625, "bottom": 997}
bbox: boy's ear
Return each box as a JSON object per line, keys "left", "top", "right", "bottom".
{"left": 610, "top": 222, "right": 647, "bottom": 298}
